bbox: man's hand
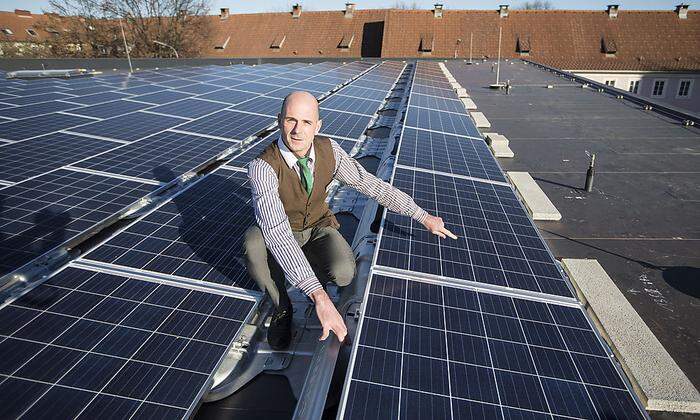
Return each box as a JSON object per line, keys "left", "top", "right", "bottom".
{"left": 422, "top": 214, "right": 458, "bottom": 239}
{"left": 310, "top": 289, "right": 347, "bottom": 342}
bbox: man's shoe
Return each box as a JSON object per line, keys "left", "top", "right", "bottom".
{"left": 268, "top": 306, "right": 293, "bottom": 350}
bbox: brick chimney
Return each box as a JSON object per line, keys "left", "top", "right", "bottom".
{"left": 675, "top": 4, "right": 689, "bottom": 19}
{"left": 14, "top": 9, "right": 32, "bottom": 18}
{"left": 498, "top": 5, "right": 509, "bottom": 18}
{"left": 344, "top": 3, "right": 355, "bottom": 18}
{"left": 220, "top": 8, "right": 229, "bottom": 19}
{"left": 433, "top": 4, "right": 443, "bottom": 18}
{"left": 607, "top": 4, "right": 619, "bottom": 19}
{"left": 292, "top": 3, "right": 302, "bottom": 18}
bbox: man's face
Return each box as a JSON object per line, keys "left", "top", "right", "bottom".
{"left": 278, "top": 91, "right": 322, "bottom": 158}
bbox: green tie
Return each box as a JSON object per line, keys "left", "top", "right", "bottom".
{"left": 297, "top": 157, "right": 313, "bottom": 197}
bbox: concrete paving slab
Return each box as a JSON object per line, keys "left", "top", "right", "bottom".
{"left": 470, "top": 111, "right": 491, "bottom": 128}
{"left": 490, "top": 141, "right": 515, "bottom": 158}
{"left": 507, "top": 171, "right": 561, "bottom": 219}
{"left": 562, "top": 259, "right": 700, "bottom": 414}
{"left": 483, "top": 132, "right": 509, "bottom": 146}
{"left": 460, "top": 97, "right": 477, "bottom": 110}
{"left": 455, "top": 88, "right": 469, "bottom": 97}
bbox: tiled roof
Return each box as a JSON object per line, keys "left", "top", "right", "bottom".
{"left": 2, "top": 8, "right": 699, "bottom": 71}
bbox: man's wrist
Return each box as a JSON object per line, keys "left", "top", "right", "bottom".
{"left": 310, "top": 288, "right": 330, "bottom": 304}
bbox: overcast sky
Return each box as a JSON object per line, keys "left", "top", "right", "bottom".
{"left": 3, "top": 0, "right": 692, "bottom": 15}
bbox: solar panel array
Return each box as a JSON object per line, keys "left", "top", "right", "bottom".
{"left": 0, "top": 60, "right": 405, "bottom": 418}
{"left": 338, "top": 62, "right": 646, "bottom": 419}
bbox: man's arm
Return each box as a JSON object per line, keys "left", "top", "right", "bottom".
{"left": 248, "top": 159, "right": 348, "bottom": 342}
{"left": 330, "top": 140, "right": 457, "bottom": 239}
{"left": 248, "top": 159, "right": 323, "bottom": 296}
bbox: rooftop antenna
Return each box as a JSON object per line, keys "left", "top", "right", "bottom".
{"left": 489, "top": 26, "right": 505, "bottom": 88}
{"left": 119, "top": 18, "right": 133, "bottom": 74}
{"left": 468, "top": 32, "right": 473, "bottom": 64}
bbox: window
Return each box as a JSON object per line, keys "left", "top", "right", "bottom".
{"left": 628, "top": 80, "right": 640, "bottom": 94}
{"left": 677, "top": 80, "right": 692, "bottom": 98}
{"left": 652, "top": 80, "right": 666, "bottom": 97}
{"left": 419, "top": 34, "right": 434, "bottom": 53}
{"left": 1, "top": 28, "right": 13, "bottom": 35}
{"left": 270, "top": 34, "right": 286, "bottom": 49}
{"left": 338, "top": 34, "right": 354, "bottom": 49}
{"left": 605, "top": 80, "right": 616, "bottom": 87}
{"left": 26, "top": 28, "right": 38, "bottom": 37}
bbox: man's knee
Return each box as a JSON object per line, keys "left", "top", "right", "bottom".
{"left": 329, "top": 257, "right": 356, "bottom": 287}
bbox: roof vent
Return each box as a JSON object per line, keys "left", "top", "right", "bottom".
{"left": 419, "top": 33, "right": 434, "bottom": 53}
{"left": 292, "top": 4, "right": 302, "bottom": 18}
{"left": 14, "top": 9, "right": 32, "bottom": 17}
{"left": 602, "top": 36, "right": 617, "bottom": 55}
{"left": 499, "top": 5, "right": 509, "bottom": 18}
{"left": 220, "top": 8, "right": 229, "bottom": 19}
{"left": 271, "top": 34, "right": 286, "bottom": 49}
{"left": 434, "top": 4, "right": 443, "bottom": 18}
{"left": 517, "top": 36, "right": 531, "bottom": 55}
{"left": 215, "top": 36, "right": 231, "bottom": 50}
{"left": 344, "top": 3, "right": 355, "bottom": 18}
{"left": 675, "top": 4, "right": 689, "bottom": 19}
{"left": 607, "top": 4, "right": 619, "bottom": 19}
{"left": 338, "top": 33, "right": 354, "bottom": 49}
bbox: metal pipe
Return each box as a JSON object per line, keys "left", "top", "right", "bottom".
{"left": 496, "top": 26, "right": 502, "bottom": 85}
{"left": 585, "top": 153, "right": 596, "bottom": 192}
{"left": 154, "top": 40, "right": 179, "bottom": 59}
{"left": 119, "top": 18, "right": 133, "bottom": 73}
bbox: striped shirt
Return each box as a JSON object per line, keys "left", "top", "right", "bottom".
{"left": 248, "top": 137, "right": 428, "bottom": 296}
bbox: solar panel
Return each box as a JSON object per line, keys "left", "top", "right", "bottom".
{"left": 0, "top": 266, "right": 256, "bottom": 419}
{"left": 376, "top": 167, "right": 573, "bottom": 298}
{"left": 0, "top": 133, "right": 118, "bottom": 184}
{"left": 197, "top": 89, "right": 258, "bottom": 105}
{"left": 174, "top": 83, "right": 222, "bottom": 95}
{"left": 129, "top": 90, "right": 190, "bottom": 105}
{"left": 290, "top": 81, "right": 335, "bottom": 93}
{"left": 404, "top": 107, "right": 482, "bottom": 138}
{"left": 266, "top": 87, "right": 325, "bottom": 100}
{"left": 157, "top": 78, "right": 196, "bottom": 89}
{"left": 71, "top": 112, "right": 187, "bottom": 143}
{"left": 71, "top": 131, "right": 236, "bottom": 182}
{"left": 0, "top": 169, "right": 156, "bottom": 277}
{"left": 397, "top": 128, "right": 507, "bottom": 184}
{"left": 1, "top": 92, "right": 75, "bottom": 106}
{"left": 410, "top": 84, "right": 455, "bottom": 98}
{"left": 339, "top": 273, "right": 645, "bottom": 420}
{"left": 83, "top": 168, "right": 258, "bottom": 290}
{"left": 225, "top": 133, "right": 278, "bottom": 169}
{"left": 67, "top": 100, "right": 152, "bottom": 119}
{"left": 67, "top": 91, "right": 133, "bottom": 106}
{"left": 230, "top": 96, "right": 283, "bottom": 117}
{"left": 232, "top": 82, "right": 280, "bottom": 95}
{"left": 0, "top": 101, "right": 81, "bottom": 119}
{"left": 175, "top": 110, "right": 274, "bottom": 141}
{"left": 119, "top": 85, "right": 166, "bottom": 96}
{"left": 321, "top": 95, "right": 382, "bottom": 116}
{"left": 147, "top": 98, "right": 229, "bottom": 119}
{"left": 0, "top": 113, "right": 93, "bottom": 141}
{"left": 410, "top": 93, "right": 465, "bottom": 114}
{"left": 337, "top": 86, "right": 388, "bottom": 101}
{"left": 319, "top": 109, "right": 372, "bottom": 141}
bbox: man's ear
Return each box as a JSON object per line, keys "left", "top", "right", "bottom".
{"left": 315, "top": 119, "right": 322, "bottom": 135}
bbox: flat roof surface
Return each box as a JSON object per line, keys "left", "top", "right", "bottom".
{"left": 447, "top": 59, "right": 700, "bottom": 395}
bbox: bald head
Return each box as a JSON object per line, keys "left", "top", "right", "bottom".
{"left": 278, "top": 91, "right": 323, "bottom": 158}
{"left": 281, "top": 91, "right": 320, "bottom": 120}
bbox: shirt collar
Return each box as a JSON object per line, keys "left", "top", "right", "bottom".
{"left": 277, "top": 136, "right": 315, "bottom": 169}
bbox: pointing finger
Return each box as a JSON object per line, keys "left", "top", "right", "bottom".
{"left": 442, "top": 227, "right": 458, "bottom": 239}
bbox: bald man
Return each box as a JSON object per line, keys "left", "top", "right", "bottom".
{"left": 245, "top": 91, "right": 456, "bottom": 350}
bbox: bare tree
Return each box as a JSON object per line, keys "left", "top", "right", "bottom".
{"left": 392, "top": 1, "right": 421, "bottom": 9}
{"left": 43, "top": 0, "right": 213, "bottom": 58}
{"left": 516, "top": 1, "right": 554, "bottom": 9}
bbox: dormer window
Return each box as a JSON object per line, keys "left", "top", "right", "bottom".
{"left": 419, "top": 34, "right": 434, "bottom": 53}
{"left": 270, "top": 34, "right": 286, "bottom": 49}
{"left": 26, "top": 28, "right": 38, "bottom": 37}
{"left": 338, "top": 34, "right": 354, "bottom": 49}
{"left": 602, "top": 36, "right": 617, "bottom": 57}
{"left": 1, "top": 28, "right": 13, "bottom": 35}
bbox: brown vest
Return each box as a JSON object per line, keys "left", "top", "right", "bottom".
{"left": 258, "top": 136, "right": 340, "bottom": 231}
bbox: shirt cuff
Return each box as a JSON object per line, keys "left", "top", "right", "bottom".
{"left": 298, "top": 276, "right": 323, "bottom": 297}
{"left": 411, "top": 207, "right": 429, "bottom": 224}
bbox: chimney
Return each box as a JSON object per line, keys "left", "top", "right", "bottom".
{"left": 344, "top": 3, "right": 355, "bottom": 18}
{"left": 292, "top": 3, "right": 302, "bottom": 18}
{"left": 499, "top": 5, "right": 509, "bottom": 18}
{"left": 433, "top": 4, "right": 443, "bottom": 18}
{"left": 220, "top": 8, "right": 229, "bottom": 19}
{"left": 607, "top": 4, "right": 619, "bottom": 19}
{"left": 675, "top": 4, "right": 689, "bottom": 19}
{"left": 14, "top": 9, "right": 32, "bottom": 17}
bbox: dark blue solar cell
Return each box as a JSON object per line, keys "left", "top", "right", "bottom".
{"left": 59, "top": 353, "right": 126, "bottom": 391}
{"left": 0, "top": 377, "right": 50, "bottom": 418}
{"left": 542, "top": 378, "right": 599, "bottom": 418}
{"left": 85, "top": 298, "right": 139, "bottom": 324}
{"left": 0, "top": 100, "right": 79, "bottom": 119}
{"left": 21, "top": 384, "right": 95, "bottom": 419}
{"left": 370, "top": 275, "right": 406, "bottom": 298}
{"left": 111, "top": 279, "right": 158, "bottom": 300}
{"left": 157, "top": 310, "right": 207, "bottom": 337}
{"left": 444, "top": 307, "right": 485, "bottom": 336}
{"left": 69, "top": 91, "right": 133, "bottom": 105}
{"left": 405, "top": 300, "right": 444, "bottom": 329}
{"left": 132, "top": 403, "right": 186, "bottom": 418}
{"left": 53, "top": 319, "right": 113, "bottom": 351}
{"left": 358, "top": 318, "right": 403, "bottom": 352}
{"left": 93, "top": 326, "right": 151, "bottom": 358}
{"left": 530, "top": 346, "right": 580, "bottom": 381}
{"left": 342, "top": 381, "right": 399, "bottom": 420}
{"left": 365, "top": 294, "right": 405, "bottom": 323}
{"left": 234, "top": 81, "right": 280, "bottom": 94}
{"left": 176, "top": 109, "right": 274, "bottom": 141}
{"left": 76, "top": 395, "right": 139, "bottom": 420}
{"left": 521, "top": 320, "right": 565, "bottom": 349}
{"left": 0, "top": 338, "right": 44, "bottom": 375}
{"left": 352, "top": 346, "right": 401, "bottom": 386}
{"left": 231, "top": 96, "right": 283, "bottom": 116}
{"left": 13, "top": 312, "right": 75, "bottom": 342}
{"left": 571, "top": 353, "right": 625, "bottom": 388}
{"left": 495, "top": 370, "right": 549, "bottom": 412}
{"left": 0, "top": 113, "right": 92, "bottom": 141}
{"left": 559, "top": 326, "right": 607, "bottom": 357}
{"left": 131, "top": 90, "right": 190, "bottom": 105}
{"left": 103, "top": 361, "right": 167, "bottom": 399}
{"left": 448, "top": 332, "right": 490, "bottom": 366}
{"left": 149, "top": 98, "right": 229, "bottom": 118}
{"left": 147, "top": 369, "right": 208, "bottom": 407}
{"left": 318, "top": 109, "right": 371, "bottom": 140}
{"left": 401, "top": 354, "right": 449, "bottom": 395}
{"left": 15, "top": 345, "right": 85, "bottom": 382}
{"left": 198, "top": 88, "right": 257, "bottom": 105}
{"left": 449, "top": 362, "right": 499, "bottom": 403}
{"left": 483, "top": 313, "right": 526, "bottom": 342}
{"left": 404, "top": 324, "right": 446, "bottom": 359}
{"left": 404, "top": 106, "right": 481, "bottom": 138}
{"left": 68, "top": 99, "right": 151, "bottom": 119}
{"left": 70, "top": 111, "right": 187, "bottom": 142}
{"left": 452, "top": 398, "right": 502, "bottom": 419}
{"left": 400, "top": 390, "right": 451, "bottom": 420}
{"left": 121, "top": 304, "right": 172, "bottom": 330}
{"left": 405, "top": 280, "right": 442, "bottom": 304}
{"left": 586, "top": 384, "right": 643, "bottom": 419}
{"left": 48, "top": 290, "right": 104, "bottom": 317}
{"left": 488, "top": 338, "right": 537, "bottom": 374}
{"left": 173, "top": 341, "right": 226, "bottom": 374}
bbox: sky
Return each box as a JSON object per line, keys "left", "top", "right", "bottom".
{"left": 3, "top": 0, "right": 692, "bottom": 15}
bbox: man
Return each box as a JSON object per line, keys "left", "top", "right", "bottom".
{"left": 245, "top": 91, "right": 456, "bottom": 350}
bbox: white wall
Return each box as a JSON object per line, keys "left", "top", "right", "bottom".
{"left": 571, "top": 70, "right": 700, "bottom": 117}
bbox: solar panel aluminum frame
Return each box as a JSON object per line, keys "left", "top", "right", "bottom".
{"left": 73, "top": 166, "right": 263, "bottom": 300}
{"left": 371, "top": 66, "right": 577, "bottom": 304}
{"left": 335, "top": 269, "right": 649, "bottom": 420}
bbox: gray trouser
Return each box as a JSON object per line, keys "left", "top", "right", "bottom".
{"left": 244, "top": 225, "right": 356, "bottom": 308}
